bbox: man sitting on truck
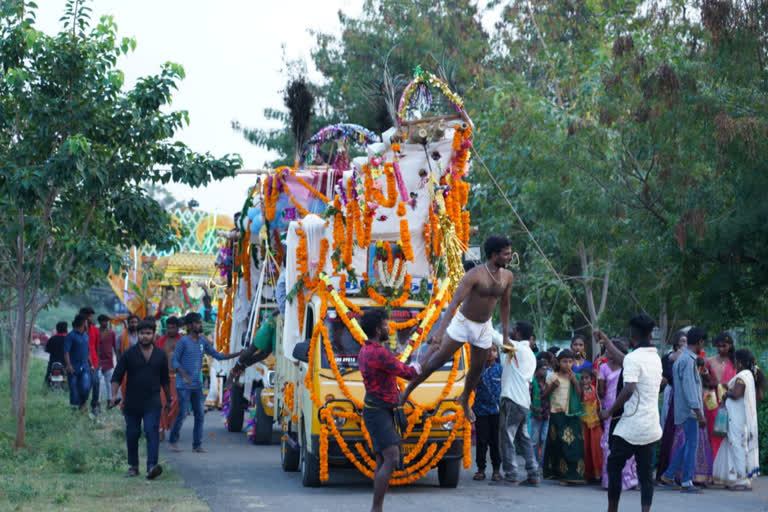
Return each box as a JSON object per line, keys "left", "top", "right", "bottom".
{"left": 359, "top": 309, "right": 422, "bottom": 512}
{"left": 230, "top": 310, "right": 278, "bottom": 378}
{"left": 400, "top": 235, "right": 515, "bottom": 423}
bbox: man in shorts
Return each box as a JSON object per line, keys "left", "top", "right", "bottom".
{"left": 358, "top": 309, "right": 421, "bottom": 512}
{"left": 400, "top": 235, "right": 515, "bottom": 422}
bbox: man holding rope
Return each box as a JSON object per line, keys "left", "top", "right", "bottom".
{"left": 400, "top": 235, "right": 514, "bottom": 422}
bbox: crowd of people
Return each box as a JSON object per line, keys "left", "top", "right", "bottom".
{"left": 44, "top": 305, "right": 240, "bottom": 479}
{"left": 358, "top": 236, "right": 764, "bottom": 512}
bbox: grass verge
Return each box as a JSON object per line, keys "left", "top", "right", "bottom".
{"left": 0, "top": 355, "right": 209, "bottom": 511}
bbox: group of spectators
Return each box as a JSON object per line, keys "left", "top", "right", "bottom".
{"left": 44, "top": 308, "right": 241, "bottom": 479}
{"left": 471, "top": 318, "right": 763, "bottom": 509}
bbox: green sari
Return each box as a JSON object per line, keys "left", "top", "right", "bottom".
{"left": 544, "top": 381, "right": 586, "bottom": 483}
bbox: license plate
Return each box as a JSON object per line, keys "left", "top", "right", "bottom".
{"left": 51, "top": 375, "right": 64, "bottom": 382}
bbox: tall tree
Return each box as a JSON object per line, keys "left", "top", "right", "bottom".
{"left": 0, "top": 0, "right": 241, "bottom": 447}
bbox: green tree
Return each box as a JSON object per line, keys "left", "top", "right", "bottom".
{"left": 0, "top": 0, "right": 241, "bottom": 447}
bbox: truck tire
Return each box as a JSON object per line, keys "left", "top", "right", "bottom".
{"left": 281, "top": 431, "right": 300, "bottom": 471}
{"left": 251, "top": 387, "right": 273, "bottom": 445}
{"left": 227, "top": 385, "right": 245, "bottom": 433}
{"left": 437, "top": 458, "right": 461, "bottom": 488}
{"left": 300, "top": 428, "right": 321, "bottom": 487}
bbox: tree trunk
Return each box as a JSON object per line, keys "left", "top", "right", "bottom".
{"left": 577, "top": 245, "right": 612, "bottom": 359}
{"left": 12, "top": 288, "right": 32, "bottom": 449}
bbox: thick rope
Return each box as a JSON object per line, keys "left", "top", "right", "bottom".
{"left": 470, "top": 144, "right": 593, "bottom": 329}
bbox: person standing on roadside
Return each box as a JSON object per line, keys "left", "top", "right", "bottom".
{"left": 596, "top": 314, "right": 663, "bottom": 512}
{"left": 110, "top": 320, "right": 171, "bottom": 480}
{"left": 157, "top": 316, "right": 182, "bottom": 441}
{"left": 496, "top": 320, "right": 540, "bottom": 486}
{"left": 660, "top": 327, "right": 708, "bottom": 493}
{"left": 472, "top": 344, "right": 502, "bottom": 482}
{"left": 96, "top": 315, "right": 119, "bottom": 403}
{"left": 119, "top": 314, "right": 140, "bottom": 355}
{"left": 44, "top": 322, "right": 68, "bottom": 387}
{"left": 63, "top": 314, "right": 92, "bottom": 412}
{"left": 169, "top": 312, "right": 241, "bottom": 452}
{"left": 80, "top": 307, "right": 101, "bottom": 414}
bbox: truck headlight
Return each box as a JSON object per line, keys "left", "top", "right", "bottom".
{"left": 442, "top": 420, "right": 455, "bottom": 430}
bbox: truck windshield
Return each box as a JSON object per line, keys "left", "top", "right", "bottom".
{"left": 320, "top": 307, "right": 463, "bottom": 371}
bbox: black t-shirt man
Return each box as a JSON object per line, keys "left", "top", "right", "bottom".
{"left": 112, "top": 344, "right": 170, "bottom": 415}
{"left": 45, "top": 334, "right": 67, "bottom": 365}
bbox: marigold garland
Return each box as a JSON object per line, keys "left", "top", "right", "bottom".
{"left": 263, "top": 176, "right": 279, "bottom": 222}
{"left": 396, "top": 201, "right": 406, "bottom": 217}
{"left": 320, "top": 322, "right": 364, "bottom": 409}
{"left": 400, "top": 219, "right": 414, "bottom": 262}
{"left": 280, "top": 175, "right": 311, "bottom": 217}
{"left": 367, "top": 163, "right": 398, "bottom": 208}
{"left": 319, "top": 424, "right": 330, "bottom": 481}
{"left": 291, "top": 169, "right": 330, "bottom": 203}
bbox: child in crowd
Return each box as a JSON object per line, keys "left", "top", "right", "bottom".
{"left": 473, "top": 344, "right": 503, "bottom": 481}
{"left": 579, "top": 362, "right": 603, "bottom": 482}
{"left": 544, "top": 349, "right": 586, "bottom": 485}
{"left": 530, "top": 358, "right": 552, "bottom": 470}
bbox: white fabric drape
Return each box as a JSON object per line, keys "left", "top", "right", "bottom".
{"left": 712, "top": 369, "right": 760, "bottom": 486}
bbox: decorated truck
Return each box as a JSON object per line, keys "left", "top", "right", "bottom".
{"left": 217, "top": 71, "right": 476, "bottom": 487}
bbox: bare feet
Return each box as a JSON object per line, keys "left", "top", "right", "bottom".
{"left": 169, "top": 443, "right": 182, "bottom": 452}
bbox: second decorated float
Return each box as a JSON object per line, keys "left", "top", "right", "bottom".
{"left": 213, "top": 71, "right": 476, "bottom": 488}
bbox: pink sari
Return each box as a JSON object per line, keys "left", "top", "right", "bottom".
{"left": 599, "top": 364, "right": 638, "bottom": 489}
{"left": 704, "top": 357, "right": 737, "bottom": 456}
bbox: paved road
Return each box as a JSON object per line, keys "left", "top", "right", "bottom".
{"left": 165, "top": 411, "right": 768, "bottom": 512}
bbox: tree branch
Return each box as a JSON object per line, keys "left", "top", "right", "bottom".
{"left": 597, "top": 258, "right": 611, "bottom": 318}
{"left": 34, "top": 199, "right": 98, "bottom": 314}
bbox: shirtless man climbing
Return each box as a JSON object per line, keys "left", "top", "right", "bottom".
{"left": 400, "top": 235, "right": 514, "bottom": 422}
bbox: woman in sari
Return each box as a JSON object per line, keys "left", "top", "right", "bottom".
{"left": 598, "top": 339, "right": 638, "bottom": 490}
{"left": 544, "top": 349, "right": 586, "bottom": 485}
{"left": 712, "top": 349, "right": 763, "bottom": 490}
{"left": 704, "top": 332, "right": 737, "bottom": 456}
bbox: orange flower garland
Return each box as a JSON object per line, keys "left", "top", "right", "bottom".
{"left": 400, "top": 219, "right": 414, "bottom": 262}
{"left": 396, "top": 201, "right": 406, "bottom": 217}
{"left": 263, "top": 177, "right": 279, "bottom": 222}
{"left": 368, "top": 164, "right": 398, "bottom": 208}
{"left": 332, "top": 197, "right": 346, "bottom": 268}
{"left": 290, "top": 169, "right": 330, "bottom": 203}
{"left": 319, "top": 424, "right": 330, "bottom": 481}
{"left": 320, "top": 322, "right": 363, "bottom": 409}
{"left": 280, "top": 176, "right": 311, "bottom": 217}
{"left": 273, "top": 230, "right": 284, "bottom": 267}
{"left": 423, "top": 222, "right": 431, "bottom": 260}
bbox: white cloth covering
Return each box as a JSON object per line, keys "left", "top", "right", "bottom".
{"left": 713, "top": 369, "right": 760, "bottom": 487}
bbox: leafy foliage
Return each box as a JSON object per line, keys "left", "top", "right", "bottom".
{"left": 249, "top": 0, "right": 768, "bottom": 341}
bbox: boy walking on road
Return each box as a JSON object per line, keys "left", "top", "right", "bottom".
{"left": 110, "top": 319, "right": 171, "bottom": 479}
{"left": 169, "top": 312, "right": 241, "bottom": 452}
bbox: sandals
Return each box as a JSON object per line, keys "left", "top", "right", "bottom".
{"left": 123, "top": 467, "right": 139, "bottom": 478}
{"left": 681, "top": 485, "right": 703, "bottom": 493}
{"left": 491, "top": 472, "right": 503, "bottom": 482}
{"left": 519, "top": 478, "right": 540, "bottom": 487}
{"left": 729, "top": 485, "right": 751, "bottom": 492}
{"left": 658, "top": 476, "right": 681, "bottom": 490}
{"left": 146, "top": 464, "right": 163, "bottom": 480}
{"left": 473, "top": 472, "right": 486, "bottom": 481}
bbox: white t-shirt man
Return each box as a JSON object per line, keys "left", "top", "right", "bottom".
{"left": 612, "top": 346, "right": 663, "bottom": 445}
{"left": 491, "top": 330, "right": 536, "bottom": 408}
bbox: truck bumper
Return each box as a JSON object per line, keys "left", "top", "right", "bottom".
{"left": 309, "top": 434, "right": 464, "bottom": 465}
